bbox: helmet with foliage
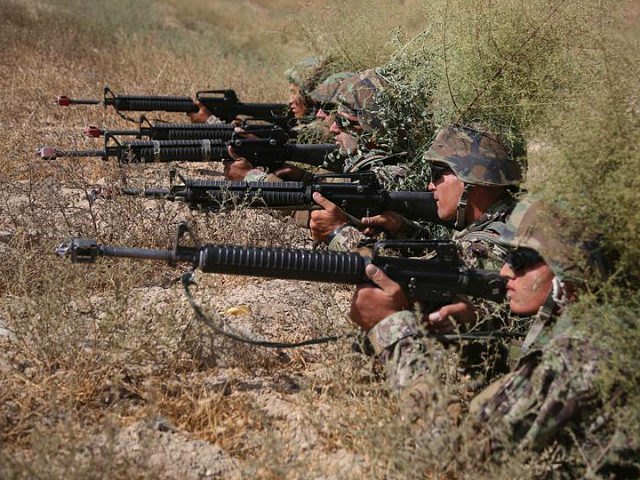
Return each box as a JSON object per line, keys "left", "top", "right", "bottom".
{"left": 336, "top": 69, "right": 388, "bottom": 133}
{"left": 488, "top": 196, "right": 586, "bottom": 282}
{"left": 423, "top": 125, "right": 522, "bottom": 187}
{"left": 285, "top": 56, "right": 333, "bottom": 96}
{"left": 308, "top": 71, "right": 357, "bottom": 108}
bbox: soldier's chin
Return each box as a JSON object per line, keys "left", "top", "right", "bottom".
{"left": 338, "top": 145, "right": 357, "bottom": 156}
{"left": 436, "top": 205, "right": 455, "bottom": 222}
{"left": 509, "top": 299, "right": 539, "bottom": 316}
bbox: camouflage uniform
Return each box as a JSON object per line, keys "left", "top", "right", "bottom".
{"left": 367, "top": 198, "right": 639, "bottom": 474}
{"left": 326, "top": 70, "right": 419, "bottom": 251}
{"left": 241, "top": 69, "right": 355, "bottom": 182}
{"left": 330, "top": 126, "right": 522, "bottom": 265}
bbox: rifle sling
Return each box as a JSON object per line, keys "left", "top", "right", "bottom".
{"left": 180, "top": 271, "right": 524, "bottom": 349}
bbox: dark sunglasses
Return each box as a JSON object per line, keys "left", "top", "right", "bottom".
{"left": 334, "top": 114, "right": 361, "bottom": 131}
{"left": 428, "top": 163, "right": 453, "bottom": 182}
{"left": 504, "top": 248, "right": 544, "bottom": 272}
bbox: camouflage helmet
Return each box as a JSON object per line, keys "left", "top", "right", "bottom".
{"left": 308, "top": 71, "right": 356, "bottom": 108}
{"left": 487, "top": 196, "right": 585, "bottom": 281}
{"left": 423, "top": 125, "right": 522, "bottom": 187}
{"left": 336, "top": 69, "right": 388, "bottom": 133}
{"left": 285, "top": 56, "right": 332, "bottom": 95}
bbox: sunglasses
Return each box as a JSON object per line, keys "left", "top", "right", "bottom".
{"left": 504, "top": 248, "right": 544, "bottom": 272}
{"left": 428, "top": 163, "right": 453, "bottom": 182}
{"left": 334, "top": 114, "right": 361, "bottom": 131}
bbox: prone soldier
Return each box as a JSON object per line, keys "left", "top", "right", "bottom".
{"left": 348, "top": 197, "right": 638, "bottom": 474}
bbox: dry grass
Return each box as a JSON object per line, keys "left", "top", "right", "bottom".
{"left": 1, "top": 0, "right": 638, "bottom": 479}
{"left": 0, "top": 1, "right": 360, "bottom": 476}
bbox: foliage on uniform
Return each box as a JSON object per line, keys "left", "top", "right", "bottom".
{"left": 374, "top": 30, "right": 440, "bottom": 161}
{"left": 526, "top": 8, "right": 640, "bottom": 284}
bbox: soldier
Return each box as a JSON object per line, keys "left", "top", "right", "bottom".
{"left": 349, "top": 197, "right": 637, "bottom": 473}
{"left": 300, "top": 70, "right": 357, "bottom": 143}
{"left": 227, "top": 71, "right": 359, "bottom": 183}
{"left": 313, "top": 125, "right": 522, "bottom": 293}
{"left": 310, "top": 69, "right": 413, "bottom": 246}
{"left": 420, "top": 125, "right": 522, "bottom": 332}
{"left": 283, "top": 56, "right": 333, "bottom": 120}
{"left": 188, "top": 56, "right": 332, "bottom": 125}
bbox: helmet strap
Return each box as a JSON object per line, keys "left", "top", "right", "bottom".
{"left": 537, "top": 290, "right": 558, "bottom": 324}
{"left": 455, "top": 184, "right": 473, "bottom": 229}
{"left": 521, "top": 284, "right": 559, "bottom": 354}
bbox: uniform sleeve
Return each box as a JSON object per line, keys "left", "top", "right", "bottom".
{"left": 367, "top": 311, "right": 452, "bottom": 420}
{"left": 477, "top": 332, "right": 602, "bottom": 451}
{"left": 367, "top": 311, "right": 430, "bottom": 392}
{"left": 243, "top": 169, "right": 270, "bottom": 182}
{"left": 328, "top": 225, "right": 366, "bottom": 252}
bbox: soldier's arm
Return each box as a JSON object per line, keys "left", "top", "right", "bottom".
{"left": 351, "top": 266, "right": 439, "bottom": 397}
{"left": 476, "top": 330, "right": 604, "bottom": 451}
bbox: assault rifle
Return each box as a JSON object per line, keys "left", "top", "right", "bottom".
{"left": 83, "top": 115, "right": 291, "bottom": 141}
{"left": 121, "top": 171, "right": 443, "bottom": 223}
{"left": 38, "top": 135, "right": 337, "bottom": 170}
{"left": 56, "top": 85, "right": 295, "bottom": 129}
{"left": 55, "top": 223, "right": 506, "bottom": 305}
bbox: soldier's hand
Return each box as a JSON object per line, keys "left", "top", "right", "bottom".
{"left": 361, "top": 211, "right": 404, "bottom": 236}
{"left": 310, "top": 192, "right": 348, "bottom": 242}
{"left": 427, "top": 298, "right": 477, "bottom": 334}
{"left": 233, "top": 126, "right": 260, "bottom": 140}
{"left": 350, "top": 264, "right": 409, "bottom": 331}
{"left": 274, "top": 164, "right": 306, "bottom": 181}
{"left": 223, "top": 145, "right": 255, "bottom": 181}
{"left": 188, "top": 99, "right": 211, "bottom": 124}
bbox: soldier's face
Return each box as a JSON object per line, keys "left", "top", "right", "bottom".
{"left": 330, "top": 112, "right": 362, "bottom": 155}
{"left": 427, "top": 166, "right": 464, "bottom": 221}
{"left": 288, "top": 85, "right": 307, "bottom": 119}
{"left": 500, "top": 261, "right": 554, "bottom": 315}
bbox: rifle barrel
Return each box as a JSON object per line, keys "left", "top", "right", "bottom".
{"left": 56, "top": 96, "right": 101, "bottom": 106}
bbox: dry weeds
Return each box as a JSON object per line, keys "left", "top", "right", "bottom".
{"left": 1, "top": 1, "right": 636, "bottom": 479}
{"left": 0, "top": 2, "right": 394, "bottom": 477}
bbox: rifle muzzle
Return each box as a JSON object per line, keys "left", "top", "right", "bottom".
{"left": 56, "top": 238, "right": 99, "bottom": 263}
{"left": 56, "top": 238, "right": 174, "bottom": 263}
{"left": 37, "top": 147, "right": 57, "bottom": 160}
{"left": 84, "top": 126, "right": 104, "bottom": 138}
{"left": 55, "top": 96, "right": 101, "bottom": 106}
